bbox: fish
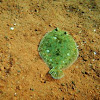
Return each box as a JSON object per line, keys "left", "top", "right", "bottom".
{"left": 38, "top": 28, "right": 79, "bottom": 79}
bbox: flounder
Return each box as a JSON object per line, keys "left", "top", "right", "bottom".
{"left": 38, "top": 28, "right": 79, "bottom": 79}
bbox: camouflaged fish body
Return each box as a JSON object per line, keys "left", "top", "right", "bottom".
{"left": 38, "top": 28, "right": 79, "bottom": 79}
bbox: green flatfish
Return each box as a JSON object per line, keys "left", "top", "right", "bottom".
{"left": 38, "top": 28, "right": 79, "bottom": 79}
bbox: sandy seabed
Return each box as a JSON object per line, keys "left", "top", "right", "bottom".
{"left": 0, "top": 0, "right": 100, "bottom": 100}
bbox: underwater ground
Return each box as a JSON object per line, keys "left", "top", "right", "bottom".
{"left": 0, "top": 0, "right": 100, "bottom": 100}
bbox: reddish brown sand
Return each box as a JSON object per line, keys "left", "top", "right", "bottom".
{"left": 0, "top": 0, "right": 100, "bottom": 100}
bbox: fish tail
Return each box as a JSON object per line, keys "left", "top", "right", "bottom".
{"left": 49, "top": 68, "right": 64, "bottom": 79}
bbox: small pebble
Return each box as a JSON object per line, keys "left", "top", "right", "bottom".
{"left": 94, "top": 52, "right": 96, "bottom": 55}
{"left": 14, "top": 23, "right": 16, "bottom": 26}
{"left": 10, "top": 27, "right": 14, "bottom": 30}
{"left": 76, "top": 66, "right": 78, "bottom": 68}
{"left": 93, "top": 29, "right": 96, "bottom": 32}
{"left": 89, "top": 63, "right": 92, "bottom": 66}
{"left": 89, "top": 9, "right": 92, "bottom": 11}
{"left": 83, "top": 41, "right": 86, "bottom": 43}
{"left": 92, "top": 59, "right": 95, "bottom": 61}
{"left": 79, "top": 30, "right": 82, "bottom": 33}
{"left": 40, "top": 74, "right": 43, "bottom": 78}
{"left": 14, "top": 93, "right": 17, "bottom": 96}
{"left": 30, "top": 88, "right": 34, "bottom": 91}
{"left": 61, "top": 83, "right": 65, "bottom": 86}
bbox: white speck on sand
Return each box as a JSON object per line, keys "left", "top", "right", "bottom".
{"left": 14, "top": 93, "right": 17, "bottom": 96}
{"left": 10, "top": 27, "right": 14, "bottom": 30}
{"left": 14, "top": 23, "right": 16, "bottom": 26}
{"left": 92, "top": 59, "right": 95, "bottom": 61}
{"left": 93, "top": 29, "right": 96, "bottom": 32}
{"left": 94, "top": 52, "right": 96, "bottom": 55}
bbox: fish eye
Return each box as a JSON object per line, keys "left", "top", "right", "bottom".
{"left": 55, "top": 27, "right": 59, "bottom": 31}
{"left": 64, "top": 32, "right": 67, "bottom": 35}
